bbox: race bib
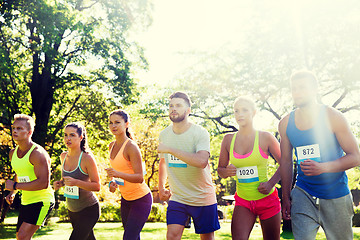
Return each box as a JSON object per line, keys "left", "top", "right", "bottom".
{"left": 114, "top": 178, "right": 124, "bottom": 186}
{"left": 64, "top": 185, "right": 79, "bottom": 199}
{"left": 296, "top": 144, "right": 321, "bottom": 163}
{"left": 18, "top": 176, "right": 30, "bottom": 183}
{"left": 167, "top": 154, "right": 187, "bottom": 168}
{"left": 236, "top": 166, "right": 259, "bottom": 183}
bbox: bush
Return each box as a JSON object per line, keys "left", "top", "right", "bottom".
{"left": 147, "top": 203, "right": 167, "bottom": 222}
{"left": 57, "top": 201, "right": 69, "bottom": 222}
{"left": 353, "top": 205, "right": 360, "bottom": 227}
{"left": 217, "top": 205, "right": 234, "bottom": 220}
{"left": 99, "top": 202, "right": 122, "bottom": 222}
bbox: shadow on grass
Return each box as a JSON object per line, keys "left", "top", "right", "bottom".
{"left": 0, "top": 224, "right": 17, "bottom": 239}
{"left": 354, "top": 233, "right": 360, "bottom": 239}
{"left": 280, "top": 231, "right": 294, "bottom": 239}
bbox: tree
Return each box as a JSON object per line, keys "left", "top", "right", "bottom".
{"left": 0, "top": 0, "right": 152, "bottom": 148}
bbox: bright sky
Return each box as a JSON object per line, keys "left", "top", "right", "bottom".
{"left": 134, "top": 0, "right": 255, "bottom": 86}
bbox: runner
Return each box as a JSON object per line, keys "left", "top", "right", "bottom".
{"left": 279, "top": 70, "right": 360, "bottom": 240}
{"left": 106, "top": 109, "right": 152, "bottom": 240}
{"left": 4, "top": 114, "right": 54, "bottom": 240}
{"left": 53, "top": 122, "right": 100, "bottom": 240}
{"left": 218, "top": 97, "right": 281, "bottom": 240}
{"left": 158, "top": 91, "right": 220, "bottom": 240}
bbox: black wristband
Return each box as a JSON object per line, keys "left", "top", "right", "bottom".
{"left": 13, "top": 182, "right": 17, "bottom": 190}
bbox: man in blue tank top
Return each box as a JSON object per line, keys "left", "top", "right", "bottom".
{"left": 278, "top": 70, "right": 360, "bottom": 240}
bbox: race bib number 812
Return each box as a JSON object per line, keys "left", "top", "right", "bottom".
{"left": 296, "top": 144, "right": 321, "bottom": 163}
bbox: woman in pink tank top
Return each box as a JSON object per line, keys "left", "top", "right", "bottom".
{"left": 105, "top": 109, "right": 152, "bottom": 240}
{"left": 217, "top": 97, "right": 282, "bottom": 240}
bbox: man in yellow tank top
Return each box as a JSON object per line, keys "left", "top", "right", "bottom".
{"left": 3, "top": 114, "right": 54, "bottom": 239}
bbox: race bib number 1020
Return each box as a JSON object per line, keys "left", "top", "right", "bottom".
{"left": 236, "top": 166, "right": 259, "bottom": 183}
{"left": 296, "top": 144, "right": 321, "bottom": 163}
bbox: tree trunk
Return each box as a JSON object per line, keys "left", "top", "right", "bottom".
{"left": 30, "top": 52, "right": 54, "bottom": 147}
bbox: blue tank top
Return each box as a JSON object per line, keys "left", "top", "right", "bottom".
{"left": 62, "top": 152, "right": 98, "bottom": 212}
{"left": 286, "top": 105, "right": 349, "bottom": 199}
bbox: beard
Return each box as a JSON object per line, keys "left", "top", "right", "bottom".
{"left": 169, "top": 112, "right": 186, "bottom": 123}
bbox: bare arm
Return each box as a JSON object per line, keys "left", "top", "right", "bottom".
{"left": 157, "top": 143, "right": 209, "bottom": 169}
{"left": 158, "top": 155, "right": 171, "bottom": 201}
{"left": 265, "top": 132, "right": 282, "bottom": 186}
{"left": 278, "top": 116, "right": 293, "bottom": 220}
{"left": 323, "top": 109, "right": 360, "bottom": 172}
{"left": 217, "top": 134, "right": 236, "bottom": 178}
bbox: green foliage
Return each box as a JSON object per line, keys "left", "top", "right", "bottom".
{"left": 354, "top": 205, "right": 360, "bottom": 227}
{"left": 217, "top": 205, "right": 234, "bottom": 221}
{"left": 99, "top": 202, "right": 122, "bottom": 222}
{"left": 147, "top": 203, "right": 167, "bottom": 223}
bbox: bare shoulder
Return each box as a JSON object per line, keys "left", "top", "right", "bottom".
{"left": 278, "top": 114, "right": 290, "bottom": 133}
{"left": 223, "top": 133, "right": 235, "bottom": 142}
{"left": 9, "top": 148, "right": 15, "bottom": 159}
{"left": 259, "top": 131, "right": 276, "bottom": 142}
{"left": 82, "top": 151, "right": 96, "bottom": 165}
{"left": 108, "top": 141, "right": 116, "bottom": 151}
{"left": 127, "top": 139, "right": 140, "bottom": 152}
{"left": 325, "top": 106, "right": 348, "bottom": 131}
{"left": 30, "top": 144, "right": 50, "bottom": 165}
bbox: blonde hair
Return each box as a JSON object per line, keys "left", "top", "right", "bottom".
{"left": 233, "top": 96, "right": 256, "bottom": 111}
{"left": 13, "top": 114, "right": 35, "bottom": 132}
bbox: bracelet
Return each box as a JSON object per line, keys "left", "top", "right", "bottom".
{"left": 13, "top": 182, "right": 17, "bottom": 190}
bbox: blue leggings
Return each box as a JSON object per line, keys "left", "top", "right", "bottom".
{"left": 121, "top": 192, "right": 153, "bottom": 240}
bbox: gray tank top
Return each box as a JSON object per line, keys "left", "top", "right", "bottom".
{"left": 62, "top": 152, "right": 98, "bottom": 212}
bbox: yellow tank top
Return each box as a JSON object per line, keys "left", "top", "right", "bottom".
{"left": 229, "top": 131, "right": 274, "bottom": 200}
{"left": 110, "top": 139, "right": 150, "bottom": 201}
{"left": 11, "top": 144, "right": 54, "bottom": 205}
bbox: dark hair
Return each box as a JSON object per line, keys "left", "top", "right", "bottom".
{"left": 65, "top": 122, "right": 89, "bottom": 153}
{"left": 109, "top": 109, "right": 133, "bottom": 140}
{"left": 290, "top": 70, "right": 318, "bottom": 87}
{"left": 169, "top": 92, "right": 192, "bottom": 107}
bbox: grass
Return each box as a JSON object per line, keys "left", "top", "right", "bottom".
{"left": 1, "top": 216, "right": 360, "bottom": 239}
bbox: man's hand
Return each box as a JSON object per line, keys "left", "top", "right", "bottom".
{"left": 300, "top": 159, "right": 324, "bottom": 176}
{"left": 53, "top": 180, "right": 63, "bottom": 190}
{"left": 258, "top": 181, "right": 273, "bottom": 195}
{"left": 159, "top": 188, "right": 171, "bottom": 201}
{"left": 5, "top": 179, "right": 15, "bottom": 191}
{"left": 282, "top": 198, "right": 291, "bottom": 220}
{"left": 5, "top": 192, "right": 15, "bottom": 205}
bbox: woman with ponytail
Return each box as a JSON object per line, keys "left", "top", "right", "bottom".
{"left": 53, "top": 122, "right": 100, "bottom": 240}
{"left": 106, "top": 109, "right": 152, "bottom": 240}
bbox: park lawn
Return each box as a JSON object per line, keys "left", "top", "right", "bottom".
{"left": 1, "top": 216, "right": 360, "bottom": 240}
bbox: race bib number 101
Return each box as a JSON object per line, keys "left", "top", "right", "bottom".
{"left": 296, "top": 144, "right": 321, "bottom": 163}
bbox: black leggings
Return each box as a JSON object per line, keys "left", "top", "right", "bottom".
{"left": 68, "top": 203, "right": 100, "bottom": 240}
